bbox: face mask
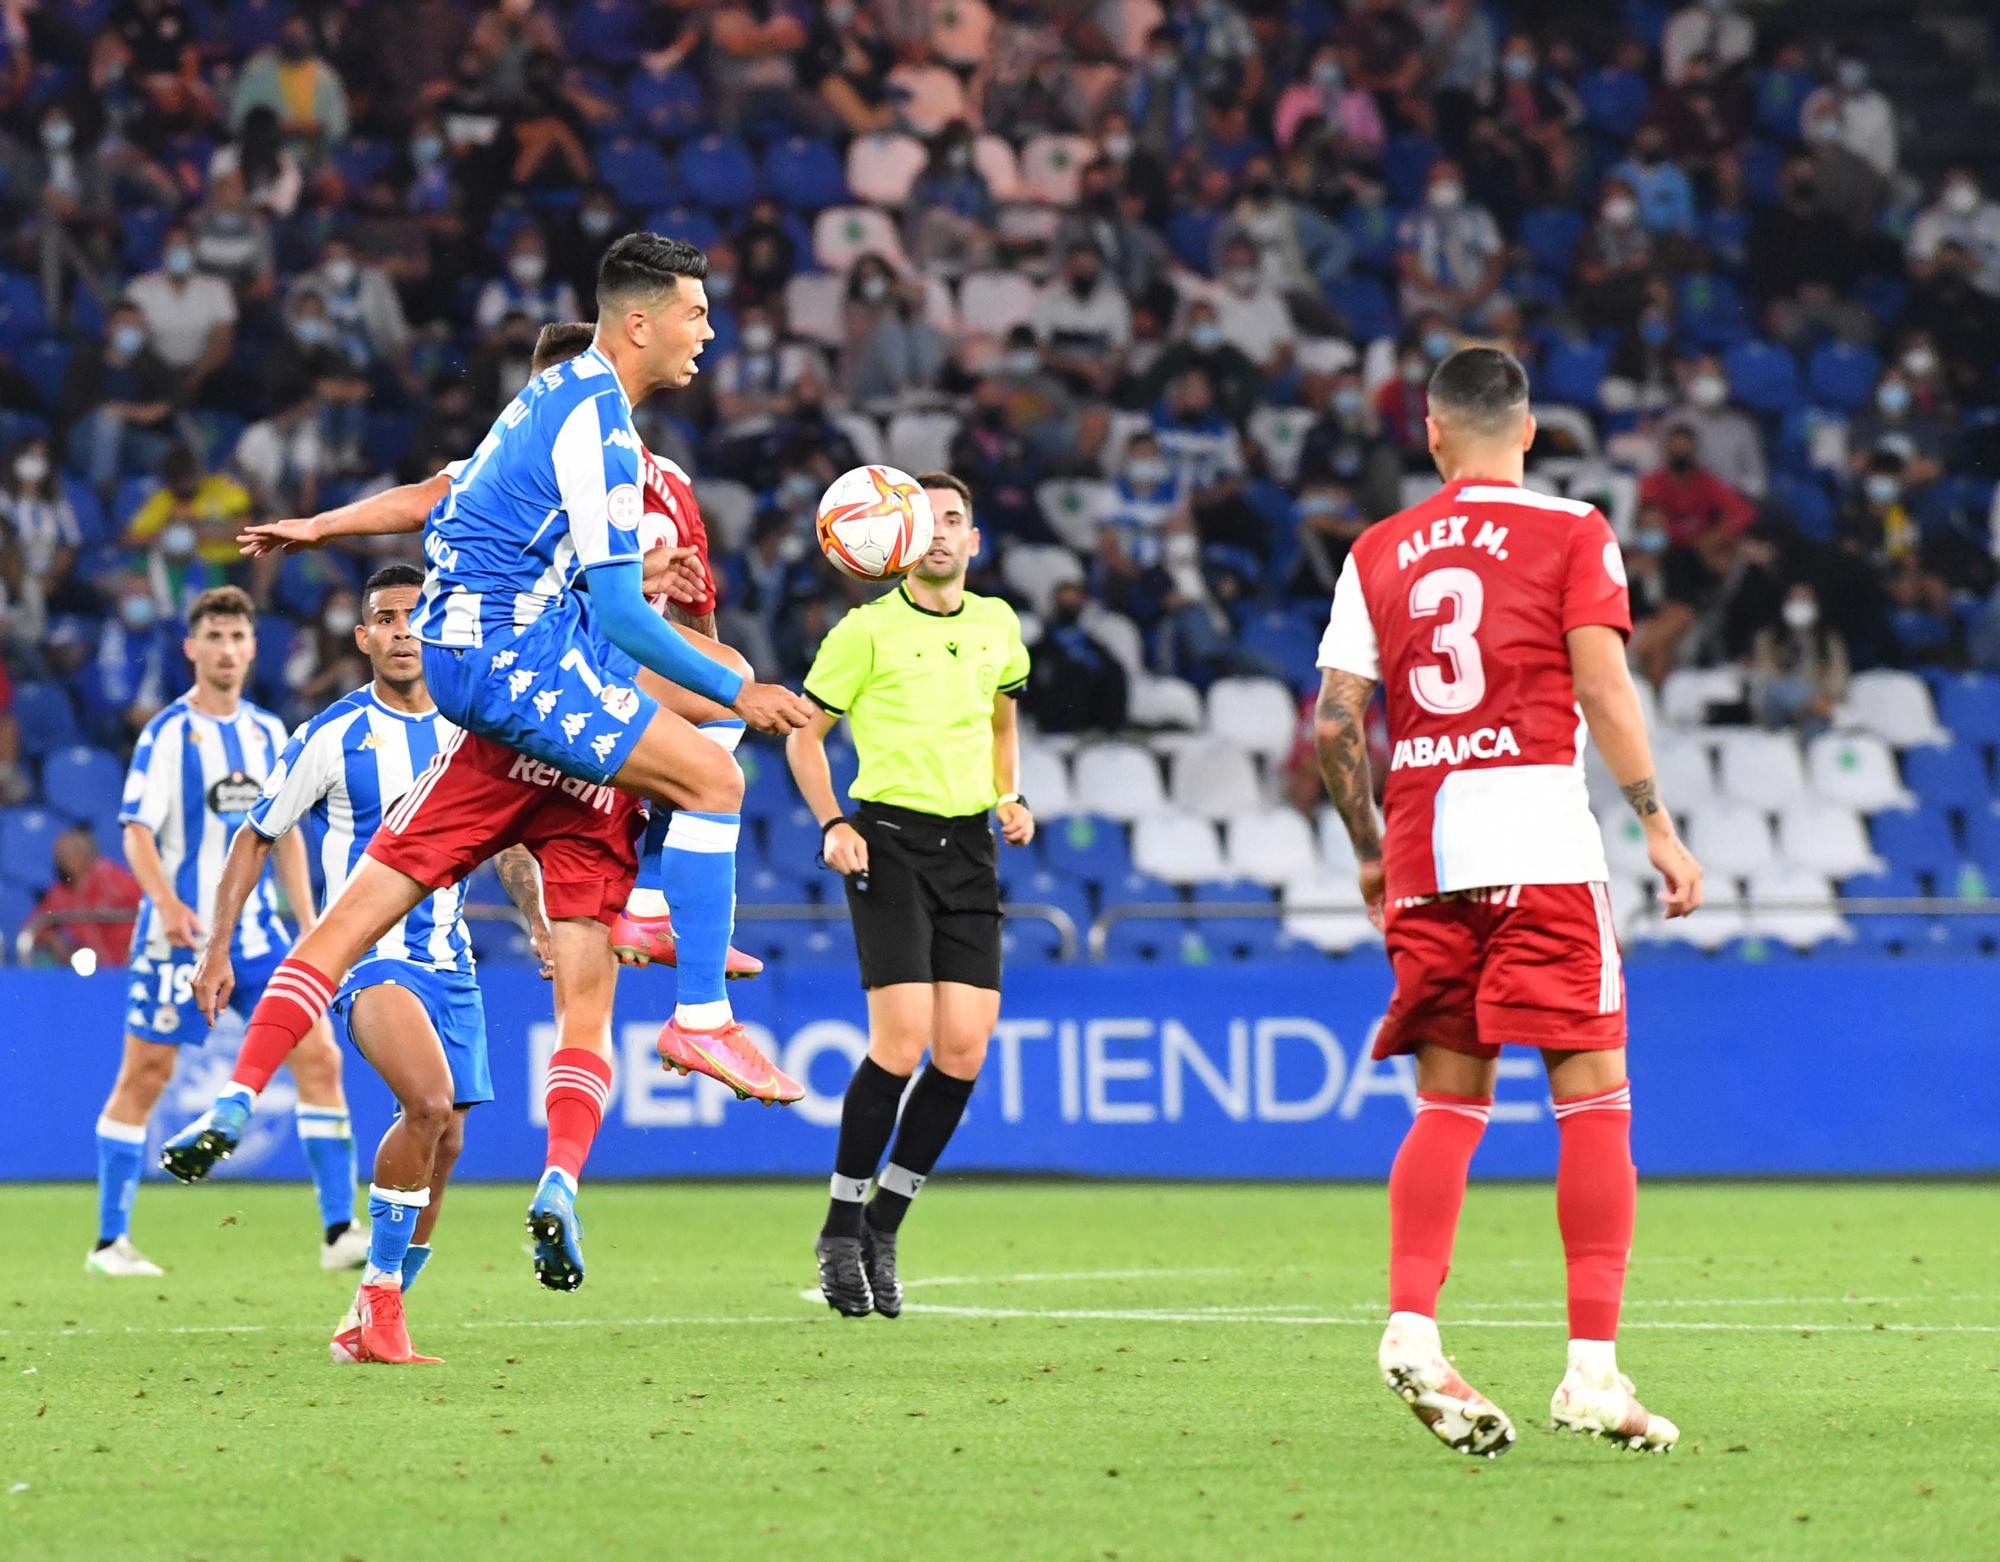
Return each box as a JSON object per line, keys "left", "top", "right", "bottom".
{"left": 164, "top": 245, "right": 194, "bottom": 278}
{"left": 1313, "top": 61, "right": 1342, "bottom": 92}
{"left": 1149, "top": 53, "right": 1177, "bottom": 78}
{"left": 580, "top": 207, "right": 615, "bottom": 238}
{"left": 1604, "top": 195, "right": 1639, "bottom": 226}
{"left": 1902, "top": 346, "right": 1938, "bottom": 377}
{"left": 1227, "top": 266, "right": 1259, "bottom": 294}
{"left": 15, "top": 451, "right": 50, "bottom": 485}
{"left": 1423, "top": 329, "right": 1455, "bottom": 362}
{"left": 827, "top": 0, "right": 856, "bottom": 22}
{"left": 295, "top": 316, "right": 330, "bottom": 345}
{"left": 1945, "top": 182, "right": 1979, "bottom": 215}
{"left": 946, "top": 145, "right": 971, "bottom": 170}
{"left": 1837, "top": 59, "right": 1867, "bottom": 90}
{"left": 859, "top": 274, "right": 890, "bottom": 302}
{"left": 42, "top": 119, "right": 74, "bottom": 150}
{"left": 510, "top": 253, "right": 547, "bottom": 286}
{"left": 1865, "top": 474, "right": 1900, "bottom": 506}
{"left": 1126, "top": 457, "right": 1170, "bottom": 488}
{"left": 1502, "top": 54, "right": 1535, "bottom": 81}
{"left": 742, "top": 321, "right": 775, "bottom": 353}
{"left": 1190, "top": 322, "right": 1223, "bottom": 352}
{"left": 1639, "top": 316, "right": 1670, "bottom": 346}
{"left": 1332, "top": 386, "right": 1363, "bottom": 417}
{"left": 1400, "top": 356, "right": 1427, "bottom": 385}
{"left": 112, "top": 324, "right": 145, "bottom": 357}
{"left": 1783, "top": 598, "right": 1819, "bottom": 631}
{"left": 1633, "top": 529, "right": 1669, "bottom": 555}
{"left": 324, "top": 256, "right": 358, "bottom": 289}
{"left": 119, "top": 595, "right": 158, "bottom": 630}
{"left": 1877, "top": 382, "right": 1912, "bottom": 417}
{"left": 1806, "top": 115, "right": 1842, "bottom": 145}
{"left": 1103, "top": 131, "right": 1134, "bottom": 162}
{"left": 413, "top": 134, "right": 444, "bottom": 165}
{"left": 706, "top": 272, "right": 734, "bottom": 302}
{"left": 1689, "top": 374, "right": 1727, "bottom": 409}
{"left": 1427, "top": 181, "right": 1463, "bottom": 211}
{"left": 1299, "top": 495, "right": 1339, "bottom": 520}
{"left": 1004, "top": 349, "right": 1039, "bottom": 376}
{"left": 778, "top": 473, "right": 817, "bottom": 506}
{"left": 160, "top": 521, "right": 197, "bottom": 558}
{"left": 323, "top": 605, "right": 358, "bottom": 634}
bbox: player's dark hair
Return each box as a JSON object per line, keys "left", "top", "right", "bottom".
{"left": 187, "top": 585, "right": 255, "bottom": 631}
{"left": 363, "top": 563, "right": 424, "bottom": 605}
{"left": 596, "top": 232, "right": 708, "bottom": 313}
{"left": 915, "top": 471, "right": 972, "bottom": 514}
{"left": 531, "top": 320, "right": 596, "bottom": 372}
{"left": 1427, "top": 346, "right": 1531, "bottom": 437}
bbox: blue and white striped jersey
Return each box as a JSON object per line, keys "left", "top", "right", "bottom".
{"left": 412, "top": 343, "right": 646, "bottom": 648}
{"left": 118, "top": 694, "right": 293, "bottom": 964}
{"left": 246, "top": 686, "right": 474, "bottom": 975}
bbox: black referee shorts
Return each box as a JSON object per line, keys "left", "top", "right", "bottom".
{"left": 842, "top": 801, "right": 1002, "bottom": 991}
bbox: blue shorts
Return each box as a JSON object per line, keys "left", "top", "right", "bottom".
{"left": 422, "top": 602, "right": 659, "bottom": 786}
{"left": 331, "top": 959, "right": 493, "bottom": 1108}
{"left": 125, "top": 944, "right": 292, "bottom": 1048}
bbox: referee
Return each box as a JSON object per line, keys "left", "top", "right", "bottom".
{"left": 787, "top": 471, "right": 1033, "bottom": 1318}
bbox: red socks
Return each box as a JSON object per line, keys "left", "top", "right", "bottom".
{"left": 1387, "top": 1092, "right": 1492, "bottom": 1318}
{"left": 544, "top": 1049, "right": 613, "bottom": 1183}
{"left": 1553, "top": 1082, "right": 1635, "bottom": 1341}
{"left": 231, "top": 958, "right": 335, "bottom": 1094}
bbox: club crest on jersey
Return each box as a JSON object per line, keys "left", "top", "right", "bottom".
{"left": 206, "top": 769, "right": 263, "bottom": 816}
{"left": 606, "top": 483, "right": 643, "bottom": 528}
{"left": 600, "top": 684, "right": 640, "bottom": 723}
{"left": 151, "top": 1003, "right": 181, "bottom": 1035}
{"left": 1390, "top": 726, "right": 1521, "bottom": 770}
{"left": 1397, "top": 515, "right": 1510, "bottom": 569}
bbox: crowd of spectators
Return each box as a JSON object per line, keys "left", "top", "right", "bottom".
{"left": 1, "top": 0, "right": 1999, "bottom": 784}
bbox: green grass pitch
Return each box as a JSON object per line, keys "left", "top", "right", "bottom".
{"left": 3, "top": 1181, "right": 1994, "bottom": 1560}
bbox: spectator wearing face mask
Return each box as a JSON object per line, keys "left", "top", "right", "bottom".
{"left": 1375, "top": 327, "right": 1456, "bottom": 469}
{"left": 230, "top": 17, "right": 351, "bottom": 168}
{"left": 1205, "top": 236, "right": 1297, "bottom": 376}
{"left": 1748, "top": 157, "right": 1865, "bottom": 339}
{"left": 1128, "top": 27, "right": 1202, "bottom": 160}
{"left": 554, "top": 185, "right": 625, "bottom": 300}
{"left": 1800, "top": 46, "right": 1896, "bottom": 180}
{"left": 84, "top": 577, "right": 179, "bottom": 738}
{"left": 840, "top": 254, "right": 943, "bottom": 408}
{"left": 208, "top": 104, "right": 304, "bottom": 220}
{"left": 188, "top": 170, "right": 276, "bottom": 300}
{"left": 714, "top": 305, "right": 827, "bottom": 446}
{"left": 125, "top": 225, "right": 236, "bottom": 402}
{"left": 263, "top": 291, "right": 370, "bottom": 473}
{"left": 992, "top": 326, "right": 1109, "bottom": 472}
{"left": 1574, "top": 179, "right": 1654, "bottom": 330}
{"left": 0, "top": 438, "right": 91, "bottom": 623}
{"left": 1609, "top": 126, "right": 1697, "bottom": 238}
{"left": 1151, "top": 368, "right": 1244, "bottom": 496}
{"left": 1056, "top": 161, "right": 1175, "bottom": 319}
{"left": 1668, "top": 356, "right": 1767, "bottom": 499}
{"left": 124, "top": 445, "right": 251, "bottom": 601}
{"left": 1396, "top": 158, "right": 1505, "bottom": 325}
{"left": 1022, "top": 581, "right": 1129, "bottom": 735}
{"left": 1272, "top": 43, "right": 1386, "bottom": 159}
{"left": 27, "top": 826, "right": 144, "bottom": 968}
{"left": 1298, "top": 371, "right": 1400, "bottom": 518}
{"left": 1603, "top": 283, "right": 1682, "bottom": 415}
{"left": 474, "top": 224, "right": 579, "bottom": 333}
{"left": 1638, "top": 425, "right": 1756, "bottom": 549}
{"left": 1847, "top": 371, "right": 1947, "bottom": 493}
{"left": 304, "top": 240, "right": 412, "bottom": 380}
{"left": 1100, "top": 433, "right": 1185, "bottom": 570}
{"left": 906, "top": 121, "right": 996, "bottom": 276}
{"left": 1490, "top": 33, "right": 1584, "bottom": 190}
{"left": 283, "top": 587, "right": 370, "bottom": 724}
{"left": 1908, "top": 168, "right": 2000, "bottom": 299}
{"left": 1750, "top": 584, "right": 1849, "bottom": 738}
{"left": 1141, "top": 300, "right": 1261, "bottom": 427}
{"left": 1287, "top": 482, "right": 1369, "bottom": 598}
{"left": 1219, "top": 165, "right": 1355, "bottom": 325}
{"left": 61, "top": 305, "right": 184, "bottom": 500}
{"left": 1621, "top": 501, "right": 1706, "bottom": 686}
{"left": 1035, "top": 244, "right": 1133, "bottom": 401}
{"left": 231, "top": 389, "right": 326, "bottom": 523}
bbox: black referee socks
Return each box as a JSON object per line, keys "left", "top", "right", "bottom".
{"left": 868, "top": 1066, "right": 977, "bottom": 1235}
{"left": 823, "top": 1057, "right": 909, "bottom": 1239}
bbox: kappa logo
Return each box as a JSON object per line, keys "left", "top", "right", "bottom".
{"left": 532, "top": 689, "right": 559, "bottom": 720}
{"left": 602, "top": 427, "right": 643, "bottom": 453}
{"left": 590, "top": 733, "right": 619, "bottom": 764}
{"left": 491, "top": 650, "right": 518, "bottom": 670}
{"left": 561, "top": 712, "right": 588, "bottom": 742}
{"left": 507, "top": 668, "right": 537, "bottom": 700}
{"left": 600, "top": 684, "right": 640, "bottom": 723}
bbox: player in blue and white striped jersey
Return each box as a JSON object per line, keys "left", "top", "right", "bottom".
{"left": 88, "top": 587, "right": 364, "bottom": 1279}
{"left": 163, "top": 566, "right": 552, "bottom": 1363}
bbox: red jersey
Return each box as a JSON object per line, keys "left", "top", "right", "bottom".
{"left": 1317, "top": 478, "right": 1630, "bottom": 900}
{"left": 637, "top": 447, "right": 717, "bottom": 618}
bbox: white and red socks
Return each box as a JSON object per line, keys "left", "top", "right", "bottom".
{"left": 1553, "top": 1082, "right": 1635, "bottom": 1342}
{"left": 544, "top": 1049, "right": 613, "bottom": 1184}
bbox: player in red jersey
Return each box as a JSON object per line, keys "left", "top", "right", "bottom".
{"left": 1314, "top": 347, "right": 1703, "bottom": 1458}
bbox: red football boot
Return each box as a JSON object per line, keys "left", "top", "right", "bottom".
{"left": 609, "top": 910, "right": 763, "bottom": 978}
{"left": 355, "top": 1282, "right": 442, "bottom": 1365}
{"left": 657, "top": 1018, "right": 804, "bottom": 1104}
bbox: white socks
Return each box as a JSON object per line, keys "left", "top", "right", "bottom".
{"left": 1567, "top": 1338, "right": 1619, "bottom": 1381}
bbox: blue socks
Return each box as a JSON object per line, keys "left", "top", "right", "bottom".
{"left": 632, "top": 809, "right": 673, "bottom": 903}
{"left": 401, "top": 1243, "right": 433, "bottom": 1293}
{"left": 365, "top": 1184, "right": 429, "bottom": 1283}
{"left": 94, "top": 1114, "right": 146, "bottom": 1244}
{"left": 295, "top": 1107, "right": 356, "bottom": 1231}
{"left": 661, "top": 809, "right": 740, "bottom": 1022}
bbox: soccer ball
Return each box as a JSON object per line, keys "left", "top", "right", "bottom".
{"left": 815, "top": 465, "right": 935, "bottom": 581}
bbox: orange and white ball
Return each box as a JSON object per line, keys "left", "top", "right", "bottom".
{"left": 814, "top": 464, "right": 935, "bottom": 581}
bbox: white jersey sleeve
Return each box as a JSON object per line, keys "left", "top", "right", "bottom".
{"left": 1317, "top": 552, "right": 1380, "bottom": 681}
{"left": 118, "top": 711, "right": 184, "bottom": 834}
{"left": 245, "top": 719, "right": 340, "bottom": 842}
{"left": 553, "top": 389, "right": 644, "bottom": 572}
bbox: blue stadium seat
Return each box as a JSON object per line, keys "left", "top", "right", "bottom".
{"left": 763, "top": 137, "right": 847, "bottom": 210}
{"left": 1102, "top": 916, "right": 1197, "bottom": 962}
{"left": 16, "top": 338, "right": 70, "bottom": 410}
{"left": 1935, "top": 673, "right": 2000, "bottom": 748}
{"left": 1960, "top": 805, "right": 2000, "bottom": 876}
{"left": 119, "top": 208, "right": 172, "bottom": 272}
{"left": 1187, "top": 879, "right": 1276, "bottom": 907}
{"left": 736, "top": 917, "right": 852, "bottom": 965}
{"left": 595, "top": 137, "right": 677, "bottom": 208}
{"left": 1541, "top": 338, "right": 1611, "bottom": 408}
{"left": 1740, "top": 139, "right": 1785, "bottom": 206}
{"left": 1903, "top": 743, "right": 1991, "bottom": 815}
{"left": 1770, "top": 472, "right": 1834, "bottom": 540}
{"left": 1040, "top": 814, "right": 1131, "bottom": 883}
{"left": 761, "top": 803, "right": 826, "bottom": 867}
{"left": 1519, "top": 207, "right": 1585, "bottom": 276}
{"left": 571, "top": 0, "right": 646, "bottom": 65}
{"left": 39, "top": 745, "right": 124, "bottom": 827}
{"left": 1099, "top": 868, "right": 1181, "bottom": 908}
{"left": 641, "top": 205, "right": 722, "bottom": 253}
{"left": 1851, "top": 273, "right": 1909, "bottom": 330}
{"left": 1722, "top": 341, "right": 1802, "bottom": 414}
{"left": 1002, "top": 917, "right": 1065, "bottom": 964}
{"left": 1870, "top": 808, "right": 1960, "bottom": 879}
{"left": 1342, "top": 205, "right": 1398, "bottom": 273}
{"left": 1676, "top": 273, "right": 1749, "bottom": 350}
{"left": 1803, "top": 341, "right": 1881, "bottom": 413}
{"left": 739, "top": 746, "right": 793, "bottom": 821}
{"left": 1325, "top": 274, "right": 1395, "bottom": 341}
{"left": 0, "top": 883, "right": 36, "bottom": 948}
{"left": 0, "top": 272, "right": 47, "bottom": 350}
{"left": 626, "top": 69, "right": 708, "bottom": 141}
{"left": 0, "top": 807, "right": 63, "bottom": 887}
{"left": 334, "top": 138, "right": 394, "bottom": 188}
{"left": 12, "top": 682, "right": 79, "bottom": 757}
{"left": 738, "top": 859, "right": 822, "bottom": 906}
{"left": 1578, "top": 68, "right": 1650, "bottom": 139}
{"left": 1380, "top": 134, "right": 1442, "bottom": 209}
{"left": 1753, "top": 67, "right": 1814, "bottom": 143}
{"left": 677, "top": 135, "right": 760, "bottom": 210}
{"left": 998, "top": 867, "right": 1092, "bottom": 949}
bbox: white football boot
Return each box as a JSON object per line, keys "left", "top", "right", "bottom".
{"left": 320, "top": 1224, "right": 370, "bottom": 1271}
{"left": 328, "top": 1288, "right": 365, "bottom": 1364}
{"left": 1378, "top": 1312, "right": 1516, "bottom": 1458}
{"left": 1551, "top": 1357, "right": 1680, "bottom": 1453}
{"left": 84, "top": 1236, "right": 165, "bottom": 1277}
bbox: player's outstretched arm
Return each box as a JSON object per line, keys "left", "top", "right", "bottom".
{"left": 1313, "top": 668, "right": 1386, "bottom": 925}
{"left": 1567, "top": 624, "right": 1703, "bottom": 919}
{"left": 237, "top": 472, "right": 451, "bottom": 557}
{"left": 786, "top": 707, "right": 868, "bottom": 876}
{"left": 193, "top": 825, "right": 277, "bottom": 1023}
{"left": 494, "top": 845, "right": 555, "bottom": 979}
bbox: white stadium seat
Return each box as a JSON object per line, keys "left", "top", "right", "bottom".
{"left": 782, "top": 271, "right": 847, "bottom": 347}
{"left": 1225, "top": 806, "right": 1319, "bottom": 887}
{"left": 693, "top": 478, "right": 754, "bottom": 552}
{"left": 1084, "top": 609, "right": 1145, "bottom": 677}
{"left": 885, "top": 62, "right": 969, "bottom": 135}
{"left": 1659, "top": 666, "right": 1744, "bottom": 728}
{"left": 1629, "top": 876, "right": 1744, "bottom": 950}
{"left": 1684, "top": 802, "right": 1777, "bottom": 877}
{"left": 1806, "top": 732, "right": 1913, "bottom": 813}
{"left": 957, "top": 269, "right": 1039, "bottom": 338}
{"left": 1598, "top": 807, "right": 1658, "bottom": 877}
{"left": 1603, "top": 872, "right": 1654, "bottom": 939}
{"left": 1776, "top": 797, "right": 1881, "bottom": 879}
{"left": 843, "top": 130, "right": 928, "bottom": 205}
{"left": 999, "top": 543, "right": 1084, "bottom": 616}
{"left": 1071, "top": 741, "right": 1166, "bottom": 821}
{"left": 1652, "top": 734, "right": 1719, "bottom": 814}
{"left": 1836, "top": 669, "right": 1948, "bottom": 748}
{"left": 884, "top": 409, "right": 961, "bottom": 476}
{"left": 1712, "top": 728, "right": 1806, "bottom": 811}
{"left": 832, "top": 411, "right": 884, "bottom": 465}
{"left": 1018, "top": 134, "right": 1098, "bottom": 205}
{"left": 1281, "top": 868, "right": 1381, "bottom": 952}
{"left": 1248, "top": 407, "right": 1316, "bottom": 483}
{"left": 1128, "top": 672, "right": 1205, "bottom": 729}
{"left": 813, "top": 206, "right": 910, "bottom": 274}
{"left": 1017, "top": 744, "right": 1077, "bottom": 817}
{"left": 930, "top": 0, "right": 994, "bottom": 65}
{"left": 1318, "top": 807, "right": 1362, "bottom": 874}
{"left": 1747, "top": 864, "right": 1852, "bottom": 950}
{"left": 1205, "top": 676, "right": 1298, "bottom": 761}
{"left": 1035, "top": 478, "right": 1116, "bottom": 551}
{"left": 1131, "top": 809, "right": 1227, "bottom": 885}
{"left": 971, "top": 134, "right": 1022, "bottom": 200}
{"left": 1170, "top": 743, "right": 1264, "bottom": 821}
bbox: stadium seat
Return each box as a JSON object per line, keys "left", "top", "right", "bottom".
{"left": 1836, "top": 669, "right": 1947, "bottom": 749}
{"left": 1131, "top": 810, "right": 1228, "bottom": 885}
{"left": 594, "top": 137, "right": 676, "bottom": 208}
{"left": 1224, "top": 807, "right": 1318, "bottom": 887}
{"left": 999, "top": 542, "right": 1084, "bottom": 616}
{"left": 1318, "top": 808, "right": 1364, "bottom": 874}
{"left": 1128, "top": 674, "right": 1206, "bottom": 730}
{"left": 1002, "top": 916, "right": 1066, "bottom": 964}
{"left": 1280, "top": 869, "right": 1380, "bottom": 953}
{"left": 625, "top": 68, "right": 707, "bottom": 139}
{"left": 1203, "top": 677, "right": 1297, "bottom": 762}
{"left": 737, "top": 857, "right": 822, "bottom": 907}
{"left": 997, "top": 866, "right": 1092, "bottom": 943}
{"left": 1721, "top": 340, "right": 1801, "bottom": 414}
{"left": 1903, "top": 742, "right": 1992, "bottom": 815}
{"left": 1934, "top": 673, "right": 2000, "bottom": 749}
{"left": 1658, "top": 667, "right": 1744, "bottom": 727}
{"left": 1870, "top": 807, "right": 1960, "bottom": 880}
{"left": 832, "top": 411, "right": 885, "bottom": 465}
{"left": 1017, "top": 744, "right": 1077, "bottom": 817}
{"left": 1018, "top": 134, "right": 1097, "bottom": 205}
{"left": 1685, "top": 802, "right": 1777, "bottom": 877}
{"left": 844, "top": 130, "right": 928, "bottom": 205}
{"left": 1803, "top": 341, "right": 1881, "bottom": 414}
{"left": 970, "top": 134, "right": 1021, "bottom": 200}
{"left": 0, "top": 807, "right": 62, "bottom": 887}
{"left": 1325, "top": 274, "right": 1396, "bottom": 341}
{"left": 760, "top": 136, "right": 847, "bottom": 210}
{"left": 1806, "top": 732, "right": 1913, "bottom": 812}
{"left": 1541, "top": 338, "right": 1611, "bottom": 408}
{"left": 1035, "top": 478, "right": 1115, "bottom": 551}
{"left": 1746, "top": 864, "right": 1851, "bottom": 950}
{"left": 957, "top": 269, "right": 1039, "bottom": 339}
{"left": 1675, "top": 272, "right": 1749, "bottom": 350}
{"left": 38, "top": 745, "right": 124, "bottom": 827}
{"left": 1071, "top": 743, "right": 1165, "bottom": 822}
{"left": 1961, "top": 804, "right": 2000, "bottom": 876}
{"left": 1520, "top": 207, "right": 1586, "bottom": 276}
{"left": 571, "top": 0, "right": 645, "bottom": 65}
{"left": 1102, "top": 916, "right": 1198, "bottom": 962}
{"left": 1630, "top": 876, "right": 1745, "bottom": 951}
{"left": 1038, "top": 812, "right": 1131, "bottom": 882}
{"left": 885, "top": 62, "right": 969, "bottom": 134}
{"left": 782, "top": 271, "right": 847, "bottom": 347}
{"left": 812, "top": 206, "right": 910, "bottom": 274}
{"left": 11, "top": 681, "right": 79, "bottom": 756}
{"left": 1711, "top": 729, "right": 1806, "bottom": 811}
{"left": 1652, "top": 734, "right": 1720, "bottom": 814}
{"left": 1776, "top": 798, "right": 1881, "bottom": 879}
{"left": 677, "top": 135, "right": 759, "bottom": 209}
{"left": 1083, "top": 611, "right": 1144, "bottom": 678}
{"left": 1169, "top": 745, "right": 1263, "bottom": 823}
{"left": 884, "top": 408, "right": 961, "bottom": 474}
{"left": 1247, "top": 407, "right": 1316, "bottom": 483}
{"left": 0, "top": 271, "right": 48, "bottom": 349}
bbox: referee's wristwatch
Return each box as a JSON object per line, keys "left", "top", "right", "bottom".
{"left": 998, "top": 792, "right": 1029, "bottom": 812}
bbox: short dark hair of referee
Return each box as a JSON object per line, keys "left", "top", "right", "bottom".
{"left": 786, "top": 471, "right": 1033, "bottom": 1320}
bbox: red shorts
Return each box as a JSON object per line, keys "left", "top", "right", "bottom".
{"left": 367, "top": 729, "right": 645, "bottom": 927}
{"left": 1373, "top": 882, "right": 1625, "bottom": 1061}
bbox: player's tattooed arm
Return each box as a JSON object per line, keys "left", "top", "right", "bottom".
{"left": 1621, "top": 776, "right": 1666, "bottom": 820}
{"left": 668, "top": 605, "right": 717, "bottom": 638}
{"left": 1313, "top": 669, "right": 1384, "bottom": 865}
{"left": 494, "top": 846, "right": 555, "bottom": 978}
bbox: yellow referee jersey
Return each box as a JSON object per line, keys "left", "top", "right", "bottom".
{"left": 803, "top": 584, "right": 1031, "bottom": 818}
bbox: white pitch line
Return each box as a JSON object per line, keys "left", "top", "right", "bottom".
{"left": 905, "top": 1267, "right": 1242, "bottom": 1289}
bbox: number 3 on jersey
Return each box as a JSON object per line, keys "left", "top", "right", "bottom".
{"left": 1408, "top": 566, "right": 1486, "bottom": 716}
